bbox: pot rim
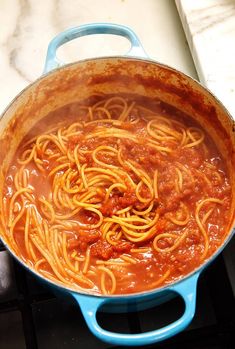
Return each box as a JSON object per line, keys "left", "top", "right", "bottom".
{"left": 0, "top": 55, "right": 234, "bottom": 299}
{"left": 1, "top": 55, "right": 234, "bottom": 124}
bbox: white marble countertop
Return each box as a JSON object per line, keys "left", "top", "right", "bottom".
{"left": 176, "top": 0, "right": 235, "bottom": 118}
{"left": 0, "top": 0, "right": 196, "bottom": 114}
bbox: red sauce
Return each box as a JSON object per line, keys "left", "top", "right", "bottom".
{"left": 2, "top": 94, "right": 232, "bottom": 295}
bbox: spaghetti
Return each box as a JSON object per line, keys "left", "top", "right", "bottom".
{"left": 1, "top": 95, "right": 231, "bottom": 295}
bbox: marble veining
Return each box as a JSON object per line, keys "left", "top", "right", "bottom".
{"left": 176, "top": 0, "right": 235, "bottom": 118}
{"left": 8, "top": 0, "right": 32, "bottom": 82}
{"left": 189, "top": 3, "right": 235, "bottom": 35}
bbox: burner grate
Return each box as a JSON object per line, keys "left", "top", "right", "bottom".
{"left": 0, "top": 242, "right": 235, "bottom": 349}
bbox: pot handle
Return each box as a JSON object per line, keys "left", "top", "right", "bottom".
{"left": 43, "top": 23, "right": 148, "bottom": 74}
{"left": 71, "top": 272, "right": 199, "bottom": 346}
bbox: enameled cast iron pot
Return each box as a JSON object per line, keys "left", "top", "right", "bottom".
{"left": 0, "top": 24, "right": 235, "bottom": 347}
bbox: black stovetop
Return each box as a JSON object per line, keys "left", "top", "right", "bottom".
{"left": 0, "top": 238, "right": 235, "bottom": 349}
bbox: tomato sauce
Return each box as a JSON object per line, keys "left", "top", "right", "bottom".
{"left": 2, "top": 94, "right": 232, "bottom": 295}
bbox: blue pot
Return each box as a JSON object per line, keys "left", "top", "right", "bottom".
{"left": 0, "top": 23, "right": 234, "bottom": 347}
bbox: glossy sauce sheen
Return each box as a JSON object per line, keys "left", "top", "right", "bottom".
{"left": 3, "top": 95, "right": 232, "bottom": 295}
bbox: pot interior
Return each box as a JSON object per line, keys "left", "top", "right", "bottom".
{"left": 0, "top": 57, "right": 234, "bottom": 294}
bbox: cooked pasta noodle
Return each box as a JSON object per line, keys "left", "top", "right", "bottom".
{"left": 1, "top": 94, "right": 231, "bottom": 295}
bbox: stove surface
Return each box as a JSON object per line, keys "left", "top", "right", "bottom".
{"left": 0, "top": 239, "right": 234, "bottom": 349}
